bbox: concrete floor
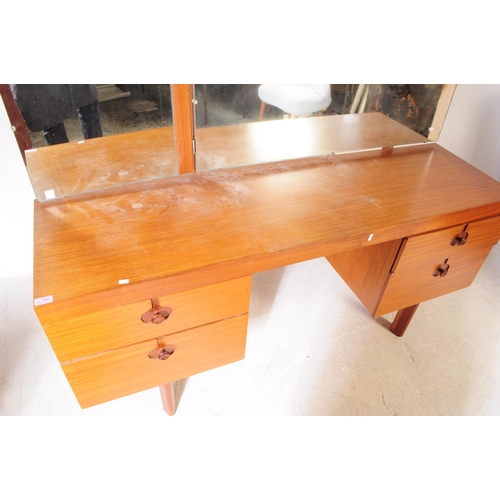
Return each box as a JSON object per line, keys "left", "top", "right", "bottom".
{"left": 2, "top": 89, "right": 500, "bottom": 416}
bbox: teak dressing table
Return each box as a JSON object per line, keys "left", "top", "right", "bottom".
{"left": 31, "top": 114, "right": 500, "bottom": 415}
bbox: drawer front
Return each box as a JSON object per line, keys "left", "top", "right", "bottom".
{"left": 62, "top": 314, "right": 248, "bottom": 408}
{"left": 377, "top": 216, "right": 500, "bottom": 315}
{"left": 44, "top": 276, "right": 252, "bottom": 363}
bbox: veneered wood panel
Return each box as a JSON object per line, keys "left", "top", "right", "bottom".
{"left": 0, "top": 84, "right": 32, "bottom": 163}
{"left": 171, "top": 84, "right": 195, "bottom": 174}
{"left": 377, "top": 216, "right": 500, "bottom": 315}
{"left": 33, "top": 144, "right": 500, "bottom": 310}
{"left": 38, "top": 276, "right": 252, "bottom": 363}
{"left": 62, "top": 314, "right": 248, "bottom": 408}
{"left": 326, "top": 239, "right": 403, "bottom": 315}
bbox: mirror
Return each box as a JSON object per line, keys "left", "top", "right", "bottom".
{"left": 3, "top": 84, "right": 178, "bottom": 201}
{"left": 2, "top": 84, "right": 455, "bottom": 202}
{"left": 194, "top": 84, "right": 455, "bottom": 172}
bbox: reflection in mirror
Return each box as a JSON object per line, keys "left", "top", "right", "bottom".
{"left": 194, "top": 84, "right": 455, "bottom": 173}
{"left": 1, "top": 84, "right": 455, "bottom": 202}
{"left": 4, "top": 84, "right": 178, "bottom": 201}
{"left": 14, "top": 84, "right": 174, "bottom": 148}
{"left": 351, "top": 84, "right": 452, "bottom": 138}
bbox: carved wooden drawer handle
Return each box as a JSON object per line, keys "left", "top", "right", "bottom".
{"left": 451, "top": 224, "right": 469, "bottom": 246}
{"left": 433, "top": 259, "right": 450, "bottom": 277}
{"left": 141, "top": 297, "right": 172, "bottom": 324}
{"left": 149, "top": 344, "right": 177, "bottom": 361}
{"left": 149, "top": 336, "right": 177, "bottom": 360}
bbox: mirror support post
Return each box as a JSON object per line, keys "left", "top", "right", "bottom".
{"left": 171, "top": 84, "right": 196, "bottom": 174}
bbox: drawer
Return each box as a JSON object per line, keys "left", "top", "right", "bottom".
{"left": 62, "top": 314, "right": 248, "bottom": 408}
{"left": 376, "top": 216, "right": 500, "bottom": 315}
{"left": 41, "top": 276, "right": 252, "bottom": 363}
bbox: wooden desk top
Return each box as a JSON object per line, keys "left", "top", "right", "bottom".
{"left": 33, "top": 143, "right": 500, "bottom": 314}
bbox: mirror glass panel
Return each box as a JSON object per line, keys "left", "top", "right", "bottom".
{"left": 194, "top": 84, "right": 454, "bottom": 173}
{"left": 3, "top": 84, "right": 455, "bottom": 202}
{"left": 10, "top": 84, "right": 177, "bottom": 201}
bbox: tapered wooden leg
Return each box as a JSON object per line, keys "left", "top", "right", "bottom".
{"left": 390, "top": 304, "right": 419, "bottom": 337}
{"left": 159, "top": 382, "right": 176, "bottom": 415}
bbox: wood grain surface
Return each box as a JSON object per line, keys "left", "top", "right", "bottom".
{"left": 326, "top": 238, "right": 403, "bottom": 315}
{"left": 377, "top": 216, "right": 500, "bottom": 314}
{"left": 39, "top": 276, "right": 251, "bottom": 363}
{"left": 33, "top": 143, "right": 500, "bottom": 314}
{"left": 171, "top": 84, "right": 195, "bottom": 174}
{"left": 328, "top": 216, "right": 500, "bottom": 317}
{"left": 0, "top": 84, "right": 32, "bottom": 163}
{"left": 62, "top": 314, "right": 248, "bottom": 408}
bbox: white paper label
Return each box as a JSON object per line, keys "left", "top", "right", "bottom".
{"left": 34, "top": 295, "right": 54, "bottom": 306}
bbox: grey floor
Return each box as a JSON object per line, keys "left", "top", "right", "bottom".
{"left": 2, "top": 87, "right": 500, "bottom": 416}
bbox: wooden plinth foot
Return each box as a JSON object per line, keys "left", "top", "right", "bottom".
{"left": 159, "top": 382, "right": 176, "bottom": 415}
{"left": 390, "top": 304, "right": 419, "bottom": 337}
